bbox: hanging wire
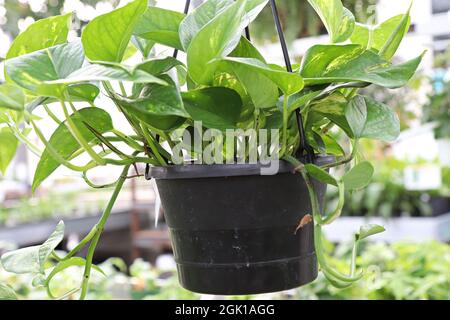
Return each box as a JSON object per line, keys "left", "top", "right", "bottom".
{"left": 147, "top": 0, "right": 191, "bottom": 180}
{"left": 245, "top": 26, "right": 251, "bottom": 41}
{"left": 268, "top": 0, "right": 314, "bottom": 162}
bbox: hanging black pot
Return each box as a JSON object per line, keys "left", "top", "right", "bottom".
{"left": 147, "top": 156, "right": 334, "bottom": 295}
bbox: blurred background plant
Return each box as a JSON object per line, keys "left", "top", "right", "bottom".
{"left": 1, "top": 240, "right": 448, "bottom": 300}
{"left": 248, "top": 0, "right": 377, "bottom": 44}
{"left": 423, "top": 79, "right": 450, "bottom": 140}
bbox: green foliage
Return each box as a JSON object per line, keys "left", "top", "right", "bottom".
{"left": 2, "top": 241, "right": 448, "bottom": 300}
{"left": 134, "top": 7, "right": 186, "bottom": 50}
{"left": 0, "top": 84, "right": 24, "bottom": 110}
{"left": 300, "top": 44, "right": 423, "bottom": 88}
{"left": 0, "top": 127, "right": 19, "bottom": 175}
{"left": 351, "top": 13, "right": 411, "bottom": 60}
{"left": 355, "top": 224, "right": 385, "bottom": 241}
{"left": 305, "top": 164, "right": 338, "bottom": 186}
{"left": 1, "top": 221, "right": 64, "bottom": 275}
{"left": 423, "top": 80, "right": 450, "bottom": 139}
{"left": 6, "top": 13, "right": 72, "bottom": 61}
{"left": 6, "top": 41, "right": 85, "bottom": 98}
{"left": 82, "top": 0, "right": 147, "bottom": 62}
{"left": 343, "top": 161, "right": 374, "bottom": 191}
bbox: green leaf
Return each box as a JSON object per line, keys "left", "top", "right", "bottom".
{"left": 47, "top": 64, "right": 167, "bottom": 85}
{"left": 345, "top": 95, "right": 367, "bottom": 138}
{"left": 32, "top": 274, "right": 46, "bottom": 287}
{"left": 0, "top": 84, "right": 24, "bottom": 111}
{"left": 343, "top": 161, "right": 374, "bottom": 191}
{"left": 361, "top": 96, "right": 400, "bottom": 142}
{"left": 356, "top": 224, "right": 385, "bottom": 241}
{"left": 230, "top": 36, "right": 266, "bottom": 62}
{"left": 379, "top": 4, "right": 412, "bottom": 60}
{"left": 1, "top": 221, "right": 64, "bottom": 275}
{"left": 351, "top": 14, "right": 411, "bottom": 60}
{"left": 182, "top": 87, "right": 243, "bottom": 131}
{"left": 322, "top": 134, "right": 345, "bottom": 156}
{"left": 113, "top": 77, "right": 188, "bottom": 131}
{"left": 0, "top": 108, "right": 22, "bottom": 124}
{"left": 6, "top": 13, "right": 72, "bottom": 60}
{"left": 180, "top": 0, "right": 234, "bottom": 51}
{"left": 38, "top": 221, "right": 65, "bottom": 271}
{"left": 134, "top": 7, "right": 186, "bottom": 51}
{"left": 300, "top": 44, "right": 424, "bottom": 88}
{"left": 82, "top": 0, "right": 147, "bottom": 62}
{"left": 187, "top": 0, "right": 267, "bottom": 85}
{"left": 132, "top": 36, "right": 155, "bottom": 58}
{"left": 335, "top": 8, "right": 356, "bottom": 43}
{"left": 181, "top": 0, "right": 267, "bottom": 51}
{"left": 307, "top": 0, "right": 354, "bottom": 43}
{"left": 115, "top": 102, "right": 185, "bottom": 132}
{"left": 135, "top": 57, "right": 184, "bottom": 75}
{"left": 226, "top": 37, "right": 278, "bottom": 109}
{"left": 32, "top": 108, "right": 113, "bottom": 191}
{"left": 0, "top": 127, "right": 19, "bottom": 175}
{"left": 305, "top": 163, "right": 338, "bottom": 186}
{"left": 308, "top": 93, "right": 353, "bottom": 137}
{"left": 213, "top": 72, "right": 251, "bottom": 106}
{"left": 65, "top": 84, "right": 100, "bottom": 103}
{"left": 129, "top": 86, "right": 188, "bottom": 118}
{"left": 286, "top": 90, "right": 322, "bottom": 113}
{"left": 6, "top": 41, "right": 85, "bottom": 98}
{"left": 223, "top": 57, "right": 304, "bottom": 95}
{"left": 187, "top": 1, "right": 245, "bottom": 85}
{"left": 25, "top": 84, "right": 99, "bottom": 114}
{"left": 0, "top": 283, "right": 18, "bottom": 300}
{"left": 1, "top": 246, "right": 41, "bottom": 274}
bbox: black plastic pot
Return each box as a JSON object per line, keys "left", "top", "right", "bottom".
{"left": 147, "top": 156, "right": 334, "bottom": 295}
{"left": 429, "top": 196, "right": 450, "bottom": 217}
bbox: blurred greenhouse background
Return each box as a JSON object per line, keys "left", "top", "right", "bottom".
{"left": 0, "top": 0, "right": 450, "bottom": 300}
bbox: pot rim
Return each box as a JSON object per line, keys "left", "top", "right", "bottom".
{"left": 146, "top": 155, "right": 335, "bottom": 180}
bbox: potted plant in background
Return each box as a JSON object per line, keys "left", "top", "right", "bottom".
{"left": 0, "top": 0, "right": 423, "bottom": 299}
{"left": 423, "top": 79, "right": 450, "bottom": 167}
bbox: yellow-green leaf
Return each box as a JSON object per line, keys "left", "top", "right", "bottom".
{"left": 82, "top": 0, "right": 147, "bottom": 62}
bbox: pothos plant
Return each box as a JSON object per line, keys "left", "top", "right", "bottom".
{"left": 0, "top": 0, "right": 422, "bottom": 300}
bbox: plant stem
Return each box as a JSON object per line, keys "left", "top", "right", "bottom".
{"left": 140, "top": 123, "right": 167, "bottom": 166}
{"left": 112, "top": 129, "right": 145, "bottom": 151}
{"left": 321, "top": 180, "right": 345, "bottom": 225}
{"left": 350, "top": 240, "right": 358, "bottom": 277}
{"left": 60, "top": 100, "right": 105, "bottom": 165}
{"left": 31, "top": 120, "right": 98, "bottom": 172}
{"left": 314, "top": 224, "right": 363, "bottom": 282}
{"left": 119, "top": 82, "right": 127, "bottom": 96}
{"left": 43, "top": 104, "right": 62, "bottom": 125}
{"left": 62, "top": 227, "right": 99, "bottom": 261}
{"left": 283, "top": 155, "right": 324, "bottom": 224}
{"left": 79, "top": 164, "right": 131, "bottom": 300}
{"left": 7, "top": 124, "right": 42, "bottom": 157}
